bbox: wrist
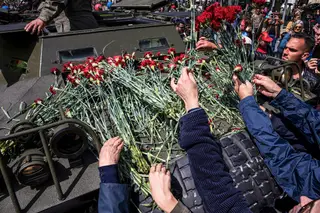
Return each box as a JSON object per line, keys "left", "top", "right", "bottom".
{"left": 99, "top": 161, "right": 117, "bottom": 167}
{"left": 240, "top": 93, "right": 253, "bottom": 100}
{"left": 163, "top": 195, "right": 178, "bottom": 213}
{"left": 185, "top": 102, "right": 199, "bottom": 112}
{"left": 272, "top": 88, "right": 281, "bottom": 98}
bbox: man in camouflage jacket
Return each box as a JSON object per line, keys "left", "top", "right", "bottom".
{"left": 25, "top": 0, "right": 98, "bottom": 35}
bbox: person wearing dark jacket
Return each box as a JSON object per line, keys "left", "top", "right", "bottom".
{"left": 170, "top": 67, "right": 251, "bottom": 213}
{"left": 98, "top": 137, "right": 191, "bottom": 213}
{"left": 98, "top": 137, "right": 129, "bottom": 213}
{"left": 233, "top": 74, "right": 320, "bottom": 204}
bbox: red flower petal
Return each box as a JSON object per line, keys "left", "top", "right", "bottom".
{"left": 34, "top": 98, "right": 43, "bottom": 105}
{"left": 168, "top": 48, "right": 176, "bottom": 55}
{"left": 50, "top": 67, "right": 60, "bottom": 75}
{"left": 49, "top": 86, "right": 56, "bottom": 95}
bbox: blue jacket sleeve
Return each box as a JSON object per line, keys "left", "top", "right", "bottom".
{"left": 270, "top": 89, "right": 320, "bottom": 145}
{"left": 178, "top": 109, "right": 251, "bottom": 213}
{"left": 240, "top": 96, "right": 320, "bottom": 201}
{"left": 98, "top": 183, "right": 129, "bottom": 213}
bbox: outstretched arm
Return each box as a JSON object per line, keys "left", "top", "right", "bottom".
{"left": 179, "top": 108, "right": 251, "bottom": 213}
{"left": 98, "top": 137, "right": 129, "bottom": 213}
{"left": 270, "top": 89, "right": 320, "bottom": 145}
{"left": 171, "top": 67, "right": 251, "bottom": 213}
{"left": 253, "top": 74, "right": 320, "bottom": 145}
{"left": 239, "top": 95, "right": 320, "bottom": 201}
{"left": 25, "top": 0, "right": 65, "bottom": 35}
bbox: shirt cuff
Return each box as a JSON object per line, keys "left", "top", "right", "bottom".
{"left": 98, "top": 164, "right": 119, "bottom": 184}
{"left": 239, "top": 96, "right": 256, "bottom": 112}
{"left": 270, "top": 89, "right": 287, "bottom": 107}
{"left": 188, "top": 107, "right": 202, "bottom": 113}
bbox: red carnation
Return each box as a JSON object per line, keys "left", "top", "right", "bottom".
{"left": 86, "top": 57, "right": 95, "bottom": 63}
{"left": 156, "top": 52, "right": 161, "bottom": 57}
{"left": 67, "top": 74, "right": 76, "bottom": 84}
{"left": 49, "top": 85, "right": 56, "bottom": 95}
{"left": 174, "top": 56, "right": 181, "bottom": 63}
{"left": 149, "top": 60, "right": 157, "bottom": 66}
{"left": 225, "top": 9, "right": 237, "bottom": 23}
{"left": 234, "top": 64, "right": 243, "bottom": 72}
{"left": 205, "top": 2, "right": 220, "bottom": 13}
{"left": 195, "top": 21, "right": 200, "bottom": 31}
{"left": 158, "top": 63, "right": 166, "bottom": 72}
{"left": 233, "top": 5, "right": 242, "bottom": 13}
{"left": 34, "top": 98, "right": 43, "bottom": 105}
{"left": 50, "top": 67, "right": 60, "bottom": 75}
{"left": 96, "top": 55, "right": 105, "bottom": 62}
{"left": 213, "top": 6, "right": 225, "bottom": 20}
{"left": 168, "top": 64, "right": 176, "bottom": 69}
{"left": 96, "top": 69, "right": 104, "bottom": 76}
{"left": 235, "top": 39, "right": 241, "bottom": 46}
{"left": 196, "top": 15, "right": 207, "bottom": 24}
{"left": 202, "top": 11, "right": 213, "bottom": 21}
{"left": 168, "top": 47, "right": 176, "bottom": 55}
{"left": 113, "top": 55, "right": 123, "bottom": 63}
{"left": 144, "top": 51, "right": 153, "bottom": 58}
{"left": 163, "top": 56, "right": 170, "bottom": 61}
{"left": 62, "top": 62, "right": 73, "bottom": 72}
{"left": 211, "top": 19, "right": 221, "bottom": 31}
{"left": 140, "top": 59, "right": 151, "bottom": 67}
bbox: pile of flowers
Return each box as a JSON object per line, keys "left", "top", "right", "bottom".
{"left": 1, "top": 2, "right": 256, "bottom": 209}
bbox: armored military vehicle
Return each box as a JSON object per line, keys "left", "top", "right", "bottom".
{"left": 0, "top": 1, "right": 284, "bottom": 213}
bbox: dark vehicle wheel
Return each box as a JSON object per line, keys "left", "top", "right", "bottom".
{"left": 219, "top": 131, "right": 282, "bottom": 213}
{"left": 138, "top": 131, "right": 282, "bottom": 213}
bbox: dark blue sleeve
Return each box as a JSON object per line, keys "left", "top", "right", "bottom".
{"left": 98, "top": 183, "right": 129, "bottom": 213}
{"left": 178, "top": 109, "right": 251, "bottom": 213}
{"left": 270, "top": 89, "right": 320, "bottom": 145}
{"left": 99, "top": 164, "right": 119, "bottom": 183}
{"left": 240, "top": 96, "right": 320, "bottom": 201}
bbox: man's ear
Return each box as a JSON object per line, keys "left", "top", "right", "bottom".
{"left": 302, "top": 52, "right": 310, "bottom": 61}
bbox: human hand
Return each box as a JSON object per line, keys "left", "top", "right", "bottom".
{"left": 252, "top": 74, "right": 282, "bottom": 98}
{"left": 25, "top": 18, "right": 46, "bottom": 35}
{"left": 233, "top": 75, "right": 254, "bottom": 100}
{"left": 307, "top": 58, "right": 319, "bottom": 70}
{"left": 171, "top": 67, "right": 199, "bottom": 112}
{"left": 99, "top": 136, "right": 124, "bottom": 167}
{"left": 196, "top": 37, "right": 218, "bottom": 51}
{"left": 149, "top": 164, "right": 178, "bottom": 213}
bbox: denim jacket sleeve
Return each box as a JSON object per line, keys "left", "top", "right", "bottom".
{"left": 240, "top": 96, "right": 320, "bottom": 201}
{"left": 270, "top": 89, "right": 320, "bottom": 145}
